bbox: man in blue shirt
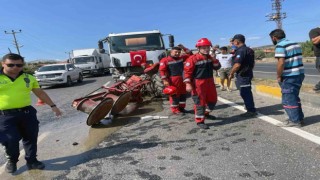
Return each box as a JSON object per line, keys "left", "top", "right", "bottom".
{"left": 228, "top": 34, "right": 257, "bottom": 117}
{"left": 269, "top": 29, "right": 305, "bottom": 127}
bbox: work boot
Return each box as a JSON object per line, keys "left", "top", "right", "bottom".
{"left": 5, "top": 161, "right": 17, "bottom": 173}
{"left": 313, "top": 88, "right": 320, "bottom": 93}
{"left": 171, "top": 108, "right": 185, "bottom": 115}
{"left": 197, "top": 123, "right": 209, "bottom": 129}
{"left": 26, "top": 160, "right": 45, "bottom": 170}
{"left": 276, "top": 120, "right": 302, "bottom": 128}
{"left": 240, "top": 111, "right": 257, "bottom": 117}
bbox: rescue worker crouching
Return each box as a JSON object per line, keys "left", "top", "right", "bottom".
{"left": 184, "top": 38, "right": 221, "bottom": 129}
{"left": 159, "top": 45, "right": 192, "bottom": 114}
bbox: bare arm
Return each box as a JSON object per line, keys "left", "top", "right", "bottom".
{"left": 276, "top": 57, "right": 285, "bottom": 82}
{"left": 32, "top": 88, "right": 62, "bottom": 117}
{"left": 311, "top": 35, "right": 320, "bottom": 45}
{"left": 228, "top": 63, "right": 241, "bottom": 79}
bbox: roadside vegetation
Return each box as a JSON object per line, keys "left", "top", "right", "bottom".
{"left": 253, "top": 40, "right": 314, "bottom": 60}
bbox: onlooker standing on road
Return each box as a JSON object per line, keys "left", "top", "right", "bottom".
{"left": 216, "top": 46, "right": 233, "bottom": 91}
{"left": 269, "top": 29, "right": 305, "bottom": 127}
{"left": 228, "top": 34, "right": 257, "bottom": 117}
{"left": 211, "top": 44, "right": 221, "bottom": 77}
{"left": 0, "top": 53, "right": 62, "bottom": 173}
{"left": 184, "top": 38, "right": 221, "bottom": 129}
{"left": 159, "top": 45, "right": 192, "bottom": 114}
{"left": 309, "top": 27, "right": 320, "bottom": 92}
{"left": 229, "top": 38, "right": 237, "bottom": 56}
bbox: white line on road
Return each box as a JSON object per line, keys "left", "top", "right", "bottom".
{"left": 253, "top": 71, "right": 318, "bottom": 77}
{"left": 0, "top": 132, "right": 50, "bottom": 175}
{"left": 103, "top": 81, "right": 111, "bottom": 87}
{"left": 218, "top": 97, "right": 320, "bottom": 145}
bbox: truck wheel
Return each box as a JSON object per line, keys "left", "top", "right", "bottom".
{"left": 77, "top": 74, "right": 83, "bottom": 83}
{"left": 104, "top": 68, "right": 110, "bottom": 75}
{"left": 151, "top": 74, "right": 164, "bottom": 97}
{"left": 66, "top": 76, "right": 73, "bottom": 87}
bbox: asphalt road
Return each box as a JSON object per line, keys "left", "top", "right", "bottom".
{"left": 1, "top": 74, "right": 320, "bottom": 179}
{"left": 254, "top": 62, "right": 319, "bottom": 85}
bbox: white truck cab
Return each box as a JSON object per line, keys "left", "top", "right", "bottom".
{"left": 98, "top": 30, "right": 174, "bottom": 81}
{"left": 70, "top": 48, "right": 111, "bottom": 76}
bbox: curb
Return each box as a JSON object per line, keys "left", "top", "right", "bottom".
{"left": 214, "top": 77, "right": 320, "bottom": 108}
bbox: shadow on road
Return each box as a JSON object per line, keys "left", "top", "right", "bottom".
{"left": 302, "top": 115, "right": 320, "bottom": 126}
{"left": 256, "top": 104, "right": 284, "bottom": 116}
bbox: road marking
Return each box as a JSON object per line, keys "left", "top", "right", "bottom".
{"left": 253, "top": 71, "right": 318, "bottom": 77}
{"left": 218, "top": 97, "right": 320, "bottom": 145}
{"left": 103, "top": 81, "right": 111, "bottom": 87}
{"left": 0, "top": 132, "right": 49, "bottom": 175}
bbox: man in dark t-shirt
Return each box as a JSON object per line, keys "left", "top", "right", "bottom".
{"left": 228, "top": 34, "right": 257, "bottom": 117}
{"left": 309, "top": 27, "right": 320, "bottom": 92}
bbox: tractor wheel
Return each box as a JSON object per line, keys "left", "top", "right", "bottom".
{"left": 66, "top": 76, "right": 73, "bottom": 87}
{"left": 151, "top": 74, "right": 164, "bottom": 97}
{"left": 77, "top": 74, "right": 83, "bottom": 83}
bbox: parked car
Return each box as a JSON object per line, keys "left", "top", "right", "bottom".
{"left": 34, "top": 63, "right": 83, "bottom": 87}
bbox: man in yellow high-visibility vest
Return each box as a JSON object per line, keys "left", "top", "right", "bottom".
{"left": 0, "top": 53, "right": 62, "bottom": 174}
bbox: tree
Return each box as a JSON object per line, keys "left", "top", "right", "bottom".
{"left": 301, "top": 40, "right": 314, "bottom": 57}
{"left": 254, "top": 49, "right": 265, "bottom": 60}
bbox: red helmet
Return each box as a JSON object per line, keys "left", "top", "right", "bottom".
{"left": 163, "top": 86, "right": 177, "bottom": 95}
{"left": 195, "top": 38, "right": 212, "bottom": 47}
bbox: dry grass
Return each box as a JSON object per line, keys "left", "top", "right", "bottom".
{"left": 253, "top": 78, "right": 315, "bottom": 93}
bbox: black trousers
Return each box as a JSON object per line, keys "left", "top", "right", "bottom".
{"left": 0, "top": 106, "right": 39, "bottom": 163}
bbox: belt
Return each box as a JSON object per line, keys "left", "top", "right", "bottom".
{"left": 0, "top": 106, "right": 32, "bottom": 115}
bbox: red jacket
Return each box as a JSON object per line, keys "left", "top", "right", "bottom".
{"left": 184, "top": 53, "right": 221, "bottom": 83}
{"left": 159, "top": 54, "right": 191, "bottom": 80}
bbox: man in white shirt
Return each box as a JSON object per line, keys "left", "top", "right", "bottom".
{"left": 216, "top": 46, "right": 233, "bottom": 91}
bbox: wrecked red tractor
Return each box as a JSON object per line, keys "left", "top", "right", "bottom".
{"left": 72, "top": 63, "right": 164, "bottom": 126}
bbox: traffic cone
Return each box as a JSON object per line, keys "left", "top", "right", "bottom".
{"left": 36, "top": 98, "right": 45, "bottom": 106}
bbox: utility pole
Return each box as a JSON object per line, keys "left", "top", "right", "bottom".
{"left": 65, "top": 51, "right": 72, "bottom": 63}
{"left": 4, "top": 30, "right": 22, "bottom": 55}
{"left": 266, "top": 0, "right": 286, "bottom": 29}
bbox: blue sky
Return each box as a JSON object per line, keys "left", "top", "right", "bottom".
{"left": 0, "top": 0, "right": 319, "bottom": 61}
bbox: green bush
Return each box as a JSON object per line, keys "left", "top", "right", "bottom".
{"left": 255, "top": 50, "right": 265, "bottom": 60}
{"left": 301, "top": 40, "right": 314, "bottom": 57}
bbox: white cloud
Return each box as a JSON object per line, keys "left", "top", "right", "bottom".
{"left": 219, "top": 37, "right": 226, "bottom": 41}
{"left": 247, "top": 36, "right": 261, "bottom": 40}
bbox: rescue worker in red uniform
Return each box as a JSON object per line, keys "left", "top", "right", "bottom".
{"left": 184, "top": 38, "right": 221, "bottom": 129}
{"left": 159, "top": 45, "right": 192, "bottom": 114}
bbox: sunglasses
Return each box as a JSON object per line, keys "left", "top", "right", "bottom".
{"left": 5, "top": 64, "right": 24, "bottom": 68}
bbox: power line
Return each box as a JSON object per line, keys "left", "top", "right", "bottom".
{"left": 4, "top": 29, "right": 22, "bottom": 55}
{"left": 266, "top": 0, "right": 286, "bottom": 29}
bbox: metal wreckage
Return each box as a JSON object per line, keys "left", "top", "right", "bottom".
{"left": 71, "top": 63, "right": 165, "bottom": 126}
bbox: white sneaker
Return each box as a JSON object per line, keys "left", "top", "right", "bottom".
{"left": 220, "top": 86, "right": 225, "bottom": 91}
{"left": 227, "top": 87, "right": 232, "bottom": 92}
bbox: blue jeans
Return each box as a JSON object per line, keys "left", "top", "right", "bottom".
{"left": 0, "top": 106, "right": 39, "bottom": 163}
{"left": 279, "top": 74, "right": 305, "bottom": 123}
{"left": 235, "top": 75, "right": 256, "bottom": 112}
